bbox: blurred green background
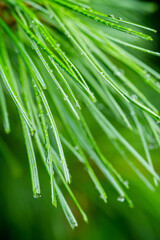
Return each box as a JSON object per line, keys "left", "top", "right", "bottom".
{"left": 0, "top": 0, "right": 160, "bottom": 239}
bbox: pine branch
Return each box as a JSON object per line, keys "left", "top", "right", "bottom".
{"left": 0, "top": 0, "right": 160, "bottom": 227}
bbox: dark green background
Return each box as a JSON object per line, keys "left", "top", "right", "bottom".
{"left": 0, "top": 1, "right": 160, "bottom": 239}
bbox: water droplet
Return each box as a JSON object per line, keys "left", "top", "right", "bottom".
{"left": 131, "top": 94, "right": 137, "bottom": 100}
{"left": 117, "top": 17, "right": 122, "bottom": 20}
{"left": 33, "top": 193, "right": 41, "bottom": 199}
{"left": 95, "top": 17, "right": 99, "bottom": 21}
{"left": 32, "top": 20, "right": 34, "bottom": 24}
{"left": 98, "top": 103, "right": 104, "bottom": 110}
{"left": 46, "top": 157, "right": 50, "bottom": 164}
{"left": 146, "top": 73, "right": 150, "bottom": 81}
{"left": 74, "top": 146, "right": 79, "bottom": 151}
{"left": 149, "top": 143, "right": 156, "bottom": 150}
{"left": 124, "top": 180, "right": 129, "bottom": 188}
{"left": 75, "top": 102, "right": 80, "bottom": 108}
{"left": 114, "top": 71, "right": 121, "bottom": 77}
{"left": 117, "top": 196, "right": 125, "bottom": 202}
{"left": 108, "top": 14, "right": 114, "bottom": 18}
{"left": 50, "top": 15, "right": 53, "bottom": 19}
{"left": 64, "top": 96, "right": 69, "bottom": 101}
{"left": 90, "top": 92, "right": 96, "bottom": 102}
{"left": 55, "top": 43, "right": 60, "bottom": 47}
{"left": 156, "top": 81, "right": 160, "bottom": 87}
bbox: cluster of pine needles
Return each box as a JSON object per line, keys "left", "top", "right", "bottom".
{"left": 0, "top": 0, "right": 160, "bottom": 228}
